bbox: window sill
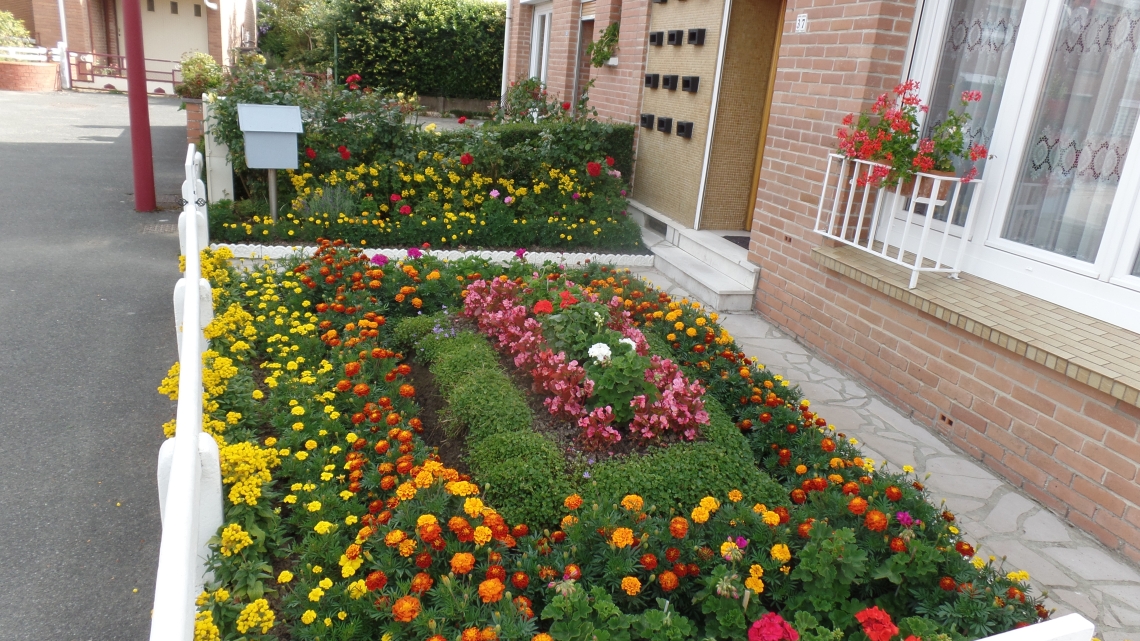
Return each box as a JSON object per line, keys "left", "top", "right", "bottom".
{"left": 811, "top": 244, "right": 1140, "bottom": 408}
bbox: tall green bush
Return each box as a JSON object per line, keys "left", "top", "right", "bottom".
{"left": 0, "top": 10, "right": 31, "bottom": 47}
{"left": 333, "top": 0, "right": 505, "bottom": 99}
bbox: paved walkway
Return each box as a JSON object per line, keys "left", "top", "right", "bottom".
{"left": 635, "top": 267, "right": 1140, "bottom": 641}
{"left": 0, "top": 90, "right": 186, "bottom": 640}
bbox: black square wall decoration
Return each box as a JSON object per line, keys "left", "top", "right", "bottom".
{"left": 687, "top": 28, "right": 706, "bottom": 45}
{"left": 676, "top": 121, "right": 694, "bottom": 138}
{"left": 661, "top": 75, "right": 679, "bottom": 90}
{"left": 648, "top": 32, "right": 664, "bottom": 46}
{"left": 644, "top": 73, "right": 660, "bottom": 89}
{"left": 657, "top": 117, "right": 673, "bottom": 134}
{"left": 640, "top": 114, "right": 656, "bottom": 129}
{"left": 667, "top": 30, "right": 684, "bottom": 45}
{"left": 681, "top": 76, "right": 699, "bottom": 92}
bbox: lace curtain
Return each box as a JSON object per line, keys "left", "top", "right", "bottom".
{"left": 925, "top": 0, "right": 1025, "bottom": 224}
{"left": 1003, "top": 0, "right": 1140, "bottom": 263}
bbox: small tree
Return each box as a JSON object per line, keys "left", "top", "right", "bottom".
{"left": 0, "top": 10, "right": 32, "bottom": 47}
{"left": 175, "top": 51, "right": 224, "bottom": 98}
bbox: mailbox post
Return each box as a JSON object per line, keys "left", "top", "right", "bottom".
{"left": 236, "top": 104, "right": 304, "bottom": 222}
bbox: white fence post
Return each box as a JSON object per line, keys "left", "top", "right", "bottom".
{"left": 57, "top": 42, "right": 70, "bottom": 89}
{"left": 150, "top": 144, "right": 224, "bottom": 641}
{"left": 202, "top": 96, "right": 235, "bottom": 204}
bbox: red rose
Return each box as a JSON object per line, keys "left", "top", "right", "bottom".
{"left": 562, "top": 101, "right": 571, "bottom": 110}
{"left": 305, "top": 147, "right": 316, "bottom": 160}
{"left": 458, "top": 116, "right": 467, "bottom": 124}
{"left": 605, "top": 156, "right": 614, "bottom": 166}
{"left": 400, "top": 205, "right": 412, "bottom": 216}
{"left": 586, "top": 161, "right": 602, "bottom": 177}
{"left": 460, "top": 152, "right": 473, "bottom": 165}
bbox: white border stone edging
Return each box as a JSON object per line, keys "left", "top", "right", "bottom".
{"left": 211, "top": 243, "right": 656, "bottom": 267}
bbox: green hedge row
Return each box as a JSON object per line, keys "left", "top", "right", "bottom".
{"left": 333, "top": 0, "right": 504, "bottom": 100}
{"left": 398, "top": 317, "right": 782, "bottom": 528}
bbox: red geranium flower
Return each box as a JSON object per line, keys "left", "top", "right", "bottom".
{"left": 338, "top": 145, "right": 351, "bottom": 160}
{"left": 460, "top": 152, "right": 473, "bottom": 165}
{"left": 749, "top": 612, "right": 799, "bottom": 641}
{"left": 605, "top": 156, "right": 615, "bottom": 166}
{"left": 586, "top": 161, "right": 602, "bottom": 177}
{"left": 533, "top": 300, "right": 554, "bottom": 315}
{"left": 305, "top": 147, "right": 316, "bottom": 160}
{"left": 458, "top": 116, "right": 467, "bottom": 124}
{"left": 562, "top": 101, "right": 571, "bottom": 110}
{"left": 390, "top": 193, "right": 402, "bottom": 202}
{"left": 400, "top": 205, "right": 412, "bottom": 216}
{"left": 855, "top": 607, "right": 898, "bottom": 641}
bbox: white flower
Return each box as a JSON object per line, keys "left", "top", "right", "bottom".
{"left": 588, "top": 343, "right": 612, "bottom": 364}
{"left": 619, "top": 337, "right": 637, "bottom": 352}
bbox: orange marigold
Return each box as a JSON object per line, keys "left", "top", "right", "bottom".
{"left": 658, "top": 570, "right": 679, "bottom": 591}
{"left": 533, "top": 635, "right": 555, "bottom": 641}
{"left": 865, "top": 510, "right": 889, "bottom": 532}
{"left": 451, "top": 552, "right": 476, "bottom": 575}
{"left": 611, "top": 527, "right": 635, "bottom": 548}
{"left": 620, "top": 576, "right": 642, "bottom": 596}
{"left": 620, "top": 494, "right": 644, "bottom": 511}
{"left": 392, "top": 595, "right": 421, "bottom": 622}
{"left": 669, "top": 517, "right": 689, "bottom": 538}
{"left": 848, "top": 497, "right": 869, "bottom": 516}
{"left": 410, "top": 572, "right": 434, "bottom": 593}
{"left": 564, "top": 494, "right": 583, "bottom": 510}
{"left": 478, "top": 578, "right": 505, "bottom": 603}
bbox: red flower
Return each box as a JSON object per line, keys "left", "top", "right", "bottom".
{"left": 460, "top": 153, "right": 473, "bottom": 165}
{"left": 955, "top": 541, "right": 975, "bottom": 557}
{"left": 562, "top": 101, "right": 571, "bottom": 110}
{"left": 790, "top": 489, "right": 806, "bottom": 504}
{"left": 338, "top": 145, "right": 351, "bottom": 160}
{"left": 889, "top": 537, "right": 907, "bottom": 553}
{"left": 864, "top": 510, "right": 889, "bottom": 532}
{"left": 305, "top": 147, "right": 316, "bottom": 160}
{"left": 511, "top": 571, "right": 529, "bottom": 590}
{"left": 749, "top": 612, "right": 800, "bottom": 641}
{"left": 400, "top": 205, "right": 412, "bottom": 216}
{"left": 533, "top": 300, "right": 554, "bottom": 315}
{"left": 885, "top": 486, "right": 903, "bottom": 501}
{"left": 558, "top": 290, "right": 579, "bottom": 308}
{"left": 458, "top": 116, "right": 467, "bottom": 124}
{"left": 390, "top": 193, "right": 402, "bottom": 202}
{"left": 586, "top": 161, "right": 602, "bottom": 177}
{"left": 605, "top": 156, "right": 615, "bottom": 166}
{"left": 365, "top": 570, "right": 388, "bottom": 591}
{"left": 345, "top": 73, "right": 361, "bottom": 84}
{"left": 939, "top": 576, "right": 957, "bottom": 591}
{"left": 855, "top": 607, "right": 898, "bottom": 641}
{"left": 639, "top": 553, "right": 658, "bottom": 571}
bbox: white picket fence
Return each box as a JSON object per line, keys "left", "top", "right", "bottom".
{"left": 0, "top": 45, "right": 60, "bottom": 62}
{"left": 149, "top": 144, "right": 224, "bottom": 640}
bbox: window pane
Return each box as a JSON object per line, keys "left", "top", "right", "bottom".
{"left": 1002, "top": 2, "right": 1140, "bottom": 263}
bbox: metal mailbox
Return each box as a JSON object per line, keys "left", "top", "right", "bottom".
{"left": 236, "top": 104, "right": 303, "bottom": 170}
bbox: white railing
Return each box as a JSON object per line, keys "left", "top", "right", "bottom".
{"left": 815, "top": 154, "right": 982, "bottom": 288}
{"left": 0, "top": 44, "right": 61, "bottom": 62}
{"left": 150, "top": 144, "right": 224, "bottom": 641}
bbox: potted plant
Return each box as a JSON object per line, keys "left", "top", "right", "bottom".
{"left": 836, "top": 80, "right": 987, "bottom": 200}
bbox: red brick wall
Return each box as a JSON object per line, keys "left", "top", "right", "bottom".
{"left": 185, "top": 98, "right": 203, "bottom": 143}
{"left": 585, "top": 0, "right": 649, "bottom": 125}
{"left": 747, "top": 0, "right": 1140, "bottom": 561}
{"left": 0, "top": 60, "right": 61, "bottom": 91}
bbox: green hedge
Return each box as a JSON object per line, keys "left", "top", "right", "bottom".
{"left": 403, "top": 318, "right": 782, "bottom": 529}
{"left": 470, "top": 120, "right": 636, "bottom": 181}
{"left": 333, "top": 0, "right": 504, "bottom": 99}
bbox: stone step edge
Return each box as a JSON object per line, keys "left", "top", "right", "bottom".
{"left": 210, "top": 243, "right": 656, "bottom": 268}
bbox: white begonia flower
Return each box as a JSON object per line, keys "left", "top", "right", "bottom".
{"left": 588, "top": 342, "right": 612, "bottom": 364}
{"left": 619, "top": 337, "right": 637, "bottom": 352}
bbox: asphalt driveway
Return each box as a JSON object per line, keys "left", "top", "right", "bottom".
{"left": 0, "top": 89, "right": 187, "bottom": 640}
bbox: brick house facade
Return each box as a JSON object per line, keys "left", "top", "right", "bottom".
{"left": 504, "top": 0, "right": 1140, "bottom": 560}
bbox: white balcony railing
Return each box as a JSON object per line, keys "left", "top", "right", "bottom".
{"left": 814, "top": 154, "right": 982, "bottom": 288}
{"left": 149, "top": 145, "right": 224, "bottom": 641}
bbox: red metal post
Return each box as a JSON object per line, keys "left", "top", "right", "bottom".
{"left": 122, "top": 0, "right": 156, "bottom": 211}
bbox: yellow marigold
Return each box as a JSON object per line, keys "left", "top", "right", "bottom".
{"left": 745, "top": 576, "right": 765, "bottom": 593}
{"left": 611, "top": 527, "right": 635, "bottom": 548}
{"left": 307, "top": 587, "right": 324, "bottom": 602}
{"left": 752, "top": 503, "right": 767, "bottom": 514}
{"left": 464, "top": 497, "right": 485, "bottom": 517}
{"left": 691, "top": 506, "right": 710, "bottom": 524}
{"left": 620, "top": 576, "right": 642, "bottom": 596}
{"left": 398, "top": 539, "right": 418, "bottom": 557}
{"left": 314, "top": 521, "right": 334, "bottom": 535}
{"left": 728, "top": 489, "right": 743, "bottom": 503}
{"left": 620, "top": 494, "right": 644, "bottom": 511}
{"left": 306, "top": 500, "right": 322, "bottom": 512}
{"left": 347, "top": 579, "right": 368, "bottom": 599}
{"left": 385, "top": 529, "right": 407, "bottom": 546}
{"left": 219, "top": 523, "right": 253, "bottom": 557}
{"left": 396, "top": 482, "right": 417, "bottom": 500}
{"left": 414, "top": 469, "right": 434, "bottom": 488}
{"left": 534, "top": 635, "right": 554, "bottom": 641}
{"left": 301, "top": 610, "right": 317, "bottom": 625}
{"left": 770, "top": 544, "right": 791, "bottom": 563}
{"left": 194, "top": 611, "right": 220, "bottom": 641}
{"left": 235, "top": 599, "right": 275, "bottom": 634}
{"left": 763, "top": 511, "right": 781, "bottom": 527}
{"left": 319, "top": 577, "right": 333, "bottom": 589}
{"left": 474, "top": 525, "right": 493, "bottom": 546}
{"left": 417, "top": 514, "right": 438, "bottom": 527}
{"left": 277, "top": 570, "right": 293, "bottom": 583}
{"left": 699, "top": 496, "right": 721, "bottom": 512}
{"left": 561, "top": 514, "right": 578, "bottom": 529}
{"left": 795, "top": 464, "right": 807, "bottom": 475}
{"left": 720, "top": 540, "right": 740, "bottom": 560}
{"left": 446, "top": 480, "right": 479, "bottom": 496}
{"left": 1007, "top": 570, "right": 1030, "bottom": 582}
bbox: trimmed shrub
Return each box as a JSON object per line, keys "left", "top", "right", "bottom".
{"left": 468, "top": 431, "right": 571, "bottom": 527}
{"left": 333, "top": 0, "right": 504, "bottom": 100}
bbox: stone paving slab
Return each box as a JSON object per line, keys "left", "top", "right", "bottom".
{"left": 631, "top": 266, "right": 1140, "bottom": 640}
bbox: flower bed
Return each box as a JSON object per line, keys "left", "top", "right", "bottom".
{"left": 170, "top": 240, "right": 1048, "bottom": 641}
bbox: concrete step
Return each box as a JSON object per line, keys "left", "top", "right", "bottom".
{"left": 672, "top": 228, "right": 760, "bottom": 290}
{"left": 651, "top": 243, "right": 756, "bottom": 311}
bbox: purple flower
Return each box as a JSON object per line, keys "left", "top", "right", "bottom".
{"left": 504, "top": 196, "right": 514, "bottom": 204}
{"left": 489, "top": 189, "right": 500, "bottom": 198}
{"left": 896, "top": 511, "right": 915, "bottom": 528}
{"left": 515, "top": 248, "right": 528, "bottom": 258}
{"left": 620, "top": 189, "right": 627, "bottom": 196}
{"left": 571, "top": 192, "right": 580, "bottom": 200}
{"left": 736, "top": 536, "right": 748, "bottom": 549}
{"left": 370, "top": 254, "right": 389, "bottom": 266}
{"left": 407, "top": 247, "right": 422, "bottom": 259}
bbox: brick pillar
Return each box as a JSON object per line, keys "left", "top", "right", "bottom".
{"left": 586, "top": 0, "right": 649, "bottom": 124}
{"left": 545, "top": 0, "right": 582, "bottom": 102}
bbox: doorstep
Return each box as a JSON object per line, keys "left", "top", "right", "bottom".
{"left": 628, "top": 199, "right": 760, "bottom": 312}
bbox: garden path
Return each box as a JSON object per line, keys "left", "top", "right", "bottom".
{"left": 0, "top": 90, "right": 187, "bottom": 639}
{"left": 633, "top": 267, "right": 1140, "bottom": 641}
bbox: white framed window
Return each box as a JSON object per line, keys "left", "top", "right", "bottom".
{"left": 529, "top": 2, "right": 553, "bottom": 82}
{"left": 909, "top": 0, "right": 1140, "bottom": 333}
